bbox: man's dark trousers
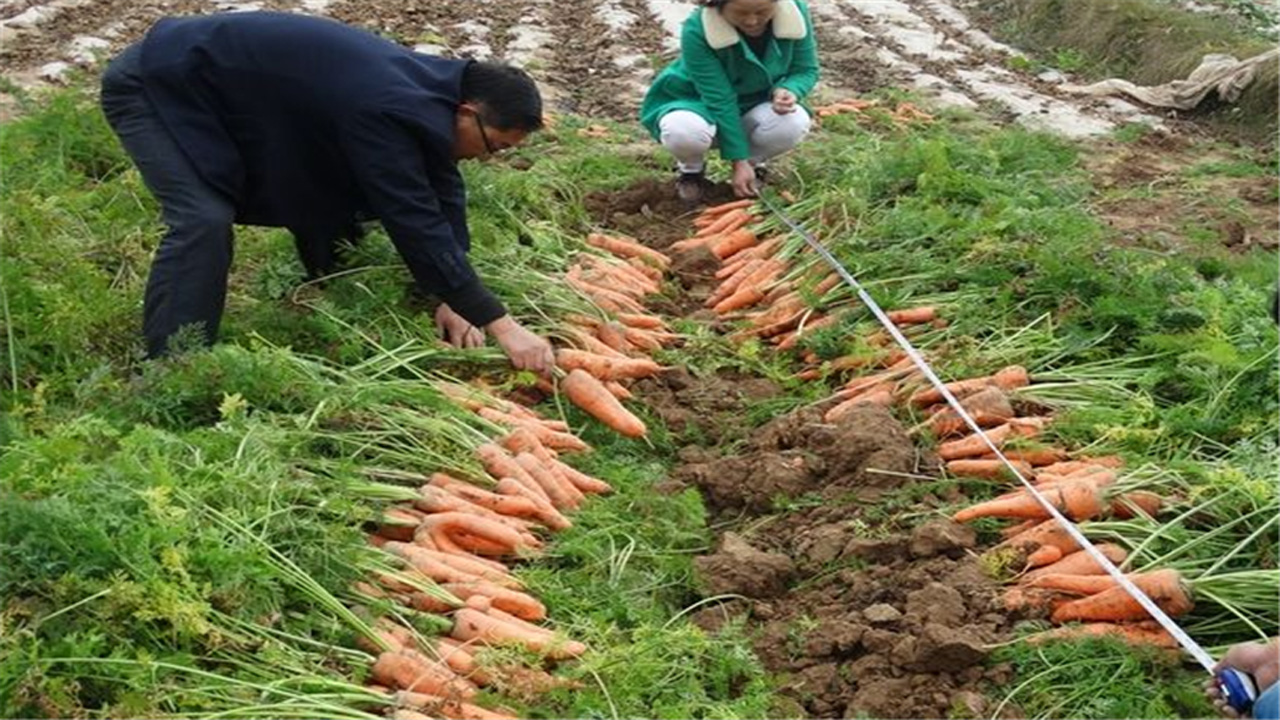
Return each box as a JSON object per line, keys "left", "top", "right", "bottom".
{"left": 100, "top": 42, "right": 239, "bottom": 358}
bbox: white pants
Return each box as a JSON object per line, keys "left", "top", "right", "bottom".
{"left": 658, "top": 101, "right": 811, "bottom": 174}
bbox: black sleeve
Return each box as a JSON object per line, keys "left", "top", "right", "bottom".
{"left": 341, "top": 110, "right": 505, "bottom": 327}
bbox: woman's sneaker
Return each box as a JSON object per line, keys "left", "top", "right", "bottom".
{"left": 675, "top": 171, "right": 707, "bottom": 202}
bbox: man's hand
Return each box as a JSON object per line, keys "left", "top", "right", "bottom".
{"left": 1204, "top": 639, "right": 1279, "bottom": 717}
{"left": 487, "top": 315, "right": 555, "bottom": 376}
{"left": 435, "top": 303, "right": 486, "bottom": 349}
{"left": 731, "top": 160, "right": 758, "bottom": 198}
{"left": 772, "top": 88, "right": 798, "bottom": 114}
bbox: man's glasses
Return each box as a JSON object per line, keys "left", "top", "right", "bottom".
{"left": 474, "top": 113, "right": 500, "bottom": 156}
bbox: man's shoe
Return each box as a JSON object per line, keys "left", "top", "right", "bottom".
{"left": 675, "top": 171, "right": 707, "bottom": 202}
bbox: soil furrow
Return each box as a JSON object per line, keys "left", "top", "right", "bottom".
{"left": 545, "top": 0, "right": 645, "bottom": 118}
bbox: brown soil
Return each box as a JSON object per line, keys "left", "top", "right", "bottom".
{"left": 1087, "top": 131, "right": 1279, "bottom": 253}
{"left": 676, "top": 403, "right": 1016, "bottom": 719}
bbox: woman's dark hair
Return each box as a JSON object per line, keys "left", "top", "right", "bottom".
{"left": 460, "top": 61, "right": 544, "bottom": 132}
{"left": 701, "top": 0, "right": 777, "bottom": 6}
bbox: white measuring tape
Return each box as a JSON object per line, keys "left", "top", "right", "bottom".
{"left": 757, "top": 191, "right": 1223, "bottom": 673}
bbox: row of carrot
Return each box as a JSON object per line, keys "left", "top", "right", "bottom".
{"left": 347, "top": 225, "right": 697, "bottom": 718}
{"left": 357, "top": 397, "right": 610, "bottom": 718}
{"left": 677, "top": 198, "right": 1188, "bottom": 651}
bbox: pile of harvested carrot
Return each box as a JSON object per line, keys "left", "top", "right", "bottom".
{"left": 550, "top": 232, "right": 684, "bottom": 437}
{"left": 812, "top": 97, "right": 934, "bottom": 126}
{"left": 359, "top": 381, "right": 613, "bottom": 718}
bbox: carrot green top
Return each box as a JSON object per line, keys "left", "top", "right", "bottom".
{"left": 639, "top": 0, "right": 820, "bottom": 162}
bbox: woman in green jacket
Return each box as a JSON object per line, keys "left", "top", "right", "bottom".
{"left": 639, "top": 0, "right": 819, "bottom": 202}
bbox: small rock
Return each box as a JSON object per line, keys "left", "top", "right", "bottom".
{"left": 909, "top": 519, "right": 976, "bottom": 558}
{"left": 863, "top": 603, "right": 903, "bottom": 624}
{"left": 1037, "top": 69, "right": 1067, "bottom": 84}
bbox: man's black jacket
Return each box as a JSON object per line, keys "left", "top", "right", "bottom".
{"left": 139, "top": 11, "right": 504, "bottom": 324}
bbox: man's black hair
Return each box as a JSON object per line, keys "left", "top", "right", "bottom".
{"left": 461, "top": 61, "right": 544, "bottom": 132}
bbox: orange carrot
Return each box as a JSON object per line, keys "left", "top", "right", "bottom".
{"left": 711, "top": 228, "right": 759, "bottom": 259}
{"left": 552, "top": 459, "right": 613, "bottom": 494}
{"left": 713, "top": 286, "right": 765, "bottom": 314}
{"left": 986, "top": 447, "right": 1070, "bottom": 467}
{"left": 695, "top": 207, "right": 753, "bottom": 238}
{"left": 1002, "top": 586, "right": 1061, "bottom": 613}
{"left": 450, "top": 608, "right": 587, "bottom": 660}
{"left": 936, "top": 417, "right": 1047, "bottom": 460}
{"left": 495, "top": 478, "right": 571, "bottom": 531}
{"left": 1050, "top": 569, "right": 1193, "bottom": 623}
{"left": 476, "top": 408, "right": 590, "bottom": 453}
{"left": 1021, "top": 544, "right": 1129, "bottom": 583}
{"left": 1000, "top": 519, "right": 1040, "bottom": 540}
{"left": 562, "top": 368, "right": 647, "bottom": 438}
{"left": 475, "top": 443, "right": 552, "bottom": 504}
{"left": 1026, "top": 622, "right": 1178, "bottom": 650}
{"left": 555, "top": 349, "right": 662, "bottom": 381}
{"left": 824, "top": 382, "right": 896, "bottom": 422}
{"left": 616, "top": 312, "right": 668, "bottom": 331}
{"left": 954, "top": 478, "right": 1103, "bottom": 523}
{"left": 712, "top": 257, "right": 762, "bottom": 291}
{"left": 627, "top": 256, "right": 664, "bottom": 283}
{"left": 997, "top": 520, "right": 1081, "bottom": 557}
{"left": 421, "top": 513, "right": 527, "bottom": 557}
{"left": 697, "top": 198, "right": 754, "bottom": 218}
{"left": 514, "top": 452, "right": 579, "bottom": 511}
{"left": 885, "top": 306, "right": 937, "bottom": 325}
{"left": 585, "top": 232, "right": 670, "bottom": 268}
{"left": 442, "top": 581, "right": 548, "bottom": 621}
{"left": 595, "top": 321, "right": 636, "bottom": 354}
{"left": 370, "top": 649, "right": 477, "bottom": 699}
{"left": 604, "top": 380, "right": 633, "bottom": 400}
{"left": 1026, "top": 544, "right": 1064, "bottom": 568}
{"left": 919, "top": 387, "right": 1014, "bottom": 436}
{"left": 429, "top": 474, "right": 542, "bottom": 519}
{"left": 908, "top": 365, "right": 1030, "bottom": 408}
{"left": 1027, "top": 572, "right": 1134, "bottom": 595}
{"left": 1110, "top": 491, "right": 1163, "bottom": 519}
{"left": 623, "top": 326, "right": 680, "bottom": 351}
{"left": 564, "top": 326, "right": 629, "bottom": 359}
{"left": 945, "top": 459, "right": 1033, "bottom": 481}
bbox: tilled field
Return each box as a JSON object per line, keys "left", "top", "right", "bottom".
{"left": 2, "top": 0, "right": 1163, "bottom": 135}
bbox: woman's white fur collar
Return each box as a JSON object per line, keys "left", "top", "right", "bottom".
{"left": 702, "top": 0, "right": 806, "bottom": 50}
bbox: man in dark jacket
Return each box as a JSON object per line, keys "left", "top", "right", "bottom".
{"left": 100, "top": 11, "right": 553, "bottom": 373}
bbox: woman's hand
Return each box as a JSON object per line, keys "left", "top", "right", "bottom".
{"left": 772, "top": 88, "right": 798, "bottom": 114}
{"left": 435, "top": 303, "right": 486, "bottom": 348}
{"left": 731, "top": 160, "right": 758, "bottom": 198}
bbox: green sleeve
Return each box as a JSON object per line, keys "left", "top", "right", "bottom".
{"left": 776, "top": 2, "right": 819, "bottom": 100}
{"left": 681, "top": 18, "right": 751, "bottom": 161}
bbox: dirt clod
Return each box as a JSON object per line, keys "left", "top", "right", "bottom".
{"left": 909, "top": 519, "right": 977, "bottom": 558}
{"left": 693, "top": 532, "right": 796, "bottom": 598}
